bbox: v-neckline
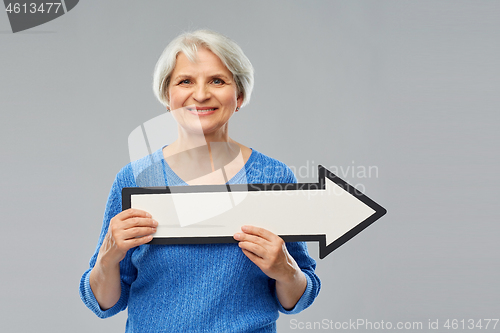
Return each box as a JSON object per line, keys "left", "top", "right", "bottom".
{"left": 159, "top": 145, "right": 256, "bottom": 186}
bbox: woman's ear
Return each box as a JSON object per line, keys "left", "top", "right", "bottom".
{"left": 236, "top": 93, "right": 243, "bottom": 111}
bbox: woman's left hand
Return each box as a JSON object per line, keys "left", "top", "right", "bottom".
{"left": 233, "top": 225, "right": 298, "bottom": 281}
{"left": 233, "top": 225, "right": 307, "bottom": 309}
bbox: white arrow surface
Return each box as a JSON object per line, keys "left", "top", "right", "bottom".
{"left": 124, "top": 166, "right": 386, "bottom": 258}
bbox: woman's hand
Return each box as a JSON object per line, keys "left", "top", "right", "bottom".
{"left": 233, "top": 225, "right": 307, "bottom": 310}
{"left": 98, "top": 208, "right": 158, "bottom": 265}
{"left": 90, "top": 209, "right": 157, "bottom": 310}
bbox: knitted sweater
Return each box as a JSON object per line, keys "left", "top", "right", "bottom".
{"left": 79, "top": 147, "right": 321, "bottom": 332}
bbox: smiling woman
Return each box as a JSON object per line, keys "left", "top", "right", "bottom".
{"left": 79, "top": 30, "right": 320, "bottom": 332}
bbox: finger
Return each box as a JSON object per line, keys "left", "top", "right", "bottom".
{"left": 122, "top": 217, "right": 158, "bottom": 230}
{"left": 238, "top": 240, "right": 266, "bottom": 259}
{"left": 122, "top": 234, "right": 154, "bottom": 248}
{"left": 122, "top": 226, "right": 157, "bottom": 240}
{"left": 118, "top": 208, "right": 152, "bottom": 220}
{"left": 233, "top": 232, "right": 269, "bottom": 247}
{"left": 241, "top": 248, "right": 264, "bottom": 266}
{"left": 241, "top": 225, "right": 279, "bottom": 242}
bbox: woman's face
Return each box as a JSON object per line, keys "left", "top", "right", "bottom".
{"left": 168, "top": 47, "right": 242, "bottom": 137}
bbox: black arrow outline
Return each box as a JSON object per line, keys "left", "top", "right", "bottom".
{"left": 122, "top": 165, "right": 387, "bottom": 259}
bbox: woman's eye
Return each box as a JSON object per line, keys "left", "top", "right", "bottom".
{"left": 213, "top": 78, "right": 225, "bottom": 85}
{"left": 179, "top": 79, "right": 191, "bottom": 85}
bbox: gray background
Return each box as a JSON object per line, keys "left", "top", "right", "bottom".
{"left": 1, "top": 1, "right": 498, "bottom": 332}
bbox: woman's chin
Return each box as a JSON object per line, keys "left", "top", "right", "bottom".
{"left": 177, "top": 122, "right": 225, "bottom": 138}
{"left": 197, "top": 118, "right": 227, "bottom": 133}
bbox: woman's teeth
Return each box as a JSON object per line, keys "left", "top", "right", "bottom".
{"left": 196, "top": 109, "right": 216, "bottom": 112}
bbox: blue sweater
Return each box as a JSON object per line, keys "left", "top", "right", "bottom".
{"left": 79, "top": 147, "right": 321, "bottom": 332}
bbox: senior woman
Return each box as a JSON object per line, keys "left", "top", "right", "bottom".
{"left": 80, "top": 30, "right": 320, "bottom": 332}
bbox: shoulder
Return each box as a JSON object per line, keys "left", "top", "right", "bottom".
{"left": 115, "top": 147, "right": 166, "bottom": 188}
{"left": 249, "top": 149, "right": 290, "bottom": 170}
{"left": 246, "top": 149, "right": 297, "bottom": 184}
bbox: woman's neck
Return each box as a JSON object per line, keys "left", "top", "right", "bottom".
{"left": 169, "top": 123, "right": 231, "bottom": 152}
{"left": 162, "top": 126, "right": 251, "bottom": 185}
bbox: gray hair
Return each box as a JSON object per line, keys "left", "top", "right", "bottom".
{"left": 153, "top": 30, "right": 254, "bottom": 108}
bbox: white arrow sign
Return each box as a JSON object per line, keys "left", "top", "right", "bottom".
{"left": 123, "top": 165, "right": 386, "bottom": 259}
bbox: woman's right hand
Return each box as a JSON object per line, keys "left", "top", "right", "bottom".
{"left": 98, "top": 208, "right": 158, "bottom": 265}
{"left": 90, "top": 209, "right": 157, "bottom": 310}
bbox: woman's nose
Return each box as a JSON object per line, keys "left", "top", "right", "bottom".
{"left": 192, "top": 84, "right": 210, "bottom": 102}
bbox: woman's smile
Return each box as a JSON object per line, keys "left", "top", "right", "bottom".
{"left": 187, "top": 106, "right": 218, "bottom": 116}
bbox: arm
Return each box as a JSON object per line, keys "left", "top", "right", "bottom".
{"left": 234, "top": 162, "right": 320, "bottom": 311}
{"left": 233, "top": 225, "right": 310, "bottom": 310}
{"left": 80, "top": 168, "right": 158, "bottom": 317}
{"left": 275, "top": 256, "right": 308, "bottom": 310}
{"left": 89, "top": 208, "right": 157, "bottom": 309}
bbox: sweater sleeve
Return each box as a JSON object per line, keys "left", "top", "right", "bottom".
{"left": 79, "top": 166, "right": 138, "bottom": 318}
{"left": 272, "top": 164, "right": 321, "bottom": 314}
